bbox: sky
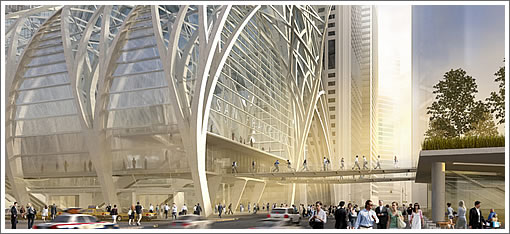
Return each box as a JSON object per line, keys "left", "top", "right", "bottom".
{"left": 412, "top": 5, "right": 506, "bottom": 135}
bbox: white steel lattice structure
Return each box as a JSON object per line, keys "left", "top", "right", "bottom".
{"left": 5, "top": 5, "right": 332, "bottom": 216}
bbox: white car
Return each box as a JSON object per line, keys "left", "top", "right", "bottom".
{"left": 267, "top": 207, "right": 301, "bottom": 223}
{"left": 168, "top": 214, "right": 213, "bottom": 229}
{"left": 33, "top": 213, "right": 119, "bottom": 229}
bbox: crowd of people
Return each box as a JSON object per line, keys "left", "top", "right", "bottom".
{"left": 231, "top": 155, "right": 400, "bottom": 174}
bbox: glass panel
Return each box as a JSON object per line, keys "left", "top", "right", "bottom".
{"left": 16, "top": 85, "right": 73, "bottom": 104}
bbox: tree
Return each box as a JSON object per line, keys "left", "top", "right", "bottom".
{"left": 486, "top": 61, "right": 505, "bottom": 125}
{"left": 426, "top": 68, "right": 485, "bottom": 137}
{"left": 465, "top": 112, "right": 499, "bottom": 137}
{"left": 424, "top": 119, "right": 449, "bottom": 138}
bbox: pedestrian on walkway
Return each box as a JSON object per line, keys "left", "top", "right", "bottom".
{"left": 323, "top": 157, "right": 328, "bottom": 171}
{"left": 334, "top": 201, "right": 348, "bottom": 229}
{"left": 251, "top": 160, "right": 256, "bottom": 172}
{"left": 106, "top": 204, "right": 112, "bottom": 214}
{"left": 394, "top": 155, "right": 399, "bottom": 168}
{"left": 456, "top": 200, "right": 467, "bottom": 229}
{"left": 406, "top": 203, "right": 413, "bottom": 228}
{"left": 164, "top": 203, "right": 169, "bottom": 219}
{"left": 387, "top": 202, "right": 404, "bottom": 229}
{"left": 111, "top": 205, "right": 118, "bottom": 224}
{"left": 227, "top": 203, "right": 233, "bottom": 215}
{"left": 309, "top": 201, "right": 327, "bottom": 229}
{"left": 447, "top": 203, "right": 454, "bottom": 224}
{"left": 374, "top": 155, "right": 382, "bottom": 169}
{"left": 362, "top": 155, "right": 369, "bottom": 170}
{"left": 232, "top": 161, "right": 238, "bottom": 174}
{"left": 347, "top": 203, "right": 357, "bottom": 229}
{"left": 352, "top": 155, "right": 361, "bottom": 170}
{"left": 302, "top": 159, "right": 308, "bottom": 171}
{"left": 287, "top": 160, "right": 293, "bottom": 171}
{"left": 354, "top": 200, "right": 378, "bottom": 229}
{"left": 218, "top": 204, "right": 223, "bottom": 218}
{"left": 10, "top": 202, "right": 18, "bottom": 229}
{"left": 135, "top": 202, "right": 143, "bottom": 226}
{"left": 272, "top": 160, "right": 280, "bottom": 172}
{"left": 341, "top": 157, "right": 345, "bottom": 170}
{"left": 469, "top": 201, "right": 485, "bottom": 229}
{"left": 410, "top": 203, "right": 423, "bottom": 229}
{"left": 172, "top": 203, "right": 178, "bottom": 219}
{"left": 248, "top": 203, "right": 251, "bottom": 213}
{"left": 376, "top": 200, "right": 388, "bottom": 229}
{"left": 26, "top": 203, "right": 36, "bottom": 229}
{"left": 149, "top": 203, "right": 154, "bottom": 213}
{"left": 196, "top": 203, "right": 202, "bottom": 216}
{"left": 182, "top": 204, "right": 188, "bottom": 215}
{"left": 42, "top": 205, "right": 48, "bottom": 222}
{"left": 240, "top": 204, "right": 244, "bottom": 213}
{"left": 128, "top": 206, "right": 135, "bottom": 225}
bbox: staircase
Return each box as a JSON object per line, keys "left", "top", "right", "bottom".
{"left": 5, "top": 180, "right": 46, "bottom": 210}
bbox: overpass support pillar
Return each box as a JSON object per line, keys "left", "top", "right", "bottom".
{"left": 431, "top": 162, "right": 445, "bottom": 222}
{"left": 231, "top": 180, "right": 247, "bottom": 212}
{"left": 207, "top": 176, "right": 222, "bottom": 205}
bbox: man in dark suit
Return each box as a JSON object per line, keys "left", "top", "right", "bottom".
{"left": 11, "top": 202, "right": 18, "bottom": 229}
{"left": 334, "top": 201, "right": 348, "bottom": 229}
{"left": 469, "top": 201, "right": 485, "bottom": 229}
{"left": 50, "top": 203, "right": 57, "bottom": 220}
{"left": 375, "top": 200, "right": 389, "bottom": 229}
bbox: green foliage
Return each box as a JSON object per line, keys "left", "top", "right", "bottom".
{"left": 486, "top": 61, "right": 505, "bottom": 125}
{"left": 426, "top": 68, "right": 485, "bottom": 137}
{"left": 465, "top": 112, "right": 499, "bottom": 137}
{"left": 422, "top": 135, "right": 505, "bottom": 150}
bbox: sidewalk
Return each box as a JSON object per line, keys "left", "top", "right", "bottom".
{"left": 152, "top": 212, "right": 265, "bottom": 222}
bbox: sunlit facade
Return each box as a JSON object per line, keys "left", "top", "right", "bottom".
{"left": 4, "top": 5, "right": 333, "bottom": 216}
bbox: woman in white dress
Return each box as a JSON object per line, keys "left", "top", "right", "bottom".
{"left": 42, "top": 205, "right": 49, "bottom": 222}
{"left": 455, "top": 200, "right": 467, "bottom": 229}
{"left": 410, "top": 202, "right": 423, "bottom": 229}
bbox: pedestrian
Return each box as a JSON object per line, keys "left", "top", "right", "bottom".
{"left": 232, "top": 161, "right": 238, "bottom": 174}
{"left": 26, "top": 203, "right": 36, "bottom": 229}
{"left": 128, "top": 206, "right": 135, "bottom": 226}
{"left": 156, "top": 204, "right": 159, "bottom": 214}
{"left": 487, "top": 209, "right": 497, "bottom": 228}
{"left": 106, "top": 204, "right": 112, "bottom": 214}
{"left": 323, "top": 157, "right": 328, "bottom": 171}
{"left": 406, "top": 203, "right": 413, "bottom": 227}
{"left": 469, "top": 201, "right": 485, "bottom": 229}
{"left": 334, "top": 201, "right": 348, "bottom": 229}
{"left": 248, "top": 203, "right": 251, "bottom": 213}
{"left": 447, "top": 203, "right": 454, "bottom": 224}
{"left": 375, "top": 200, "right": 388, "bottom": 229}
{"left": 266, "top": 203, "right": 270, "bottom": 212}
{"left": 181, "top": 203, "right": 188, "bottom": 215}
{"left": 193, "top": 204, "right": 197, "bottom": 214}
{"left": 302, "top": 158, "right": 308, "bottom": 171}
{"left": 273, "top": 160, "right": 280, "bottom": 172}
{"left": 10, "top": 202, "right": 18, "bottom": 229}
{"left": 228, "top": 203, "right": 233, "bottom": 215}
{"left": 394, "top": 155, "right": 398, "bottom": 168}
{"left": 240, "top": 204, "right": 244, "bottom": 213}
{"left": 352, "top": 155, "right": 361, "bottom": 170}
{"left": 50, "top": 203, "right": 57, "bottom": 220}
{"left": 287, "top": 160, "right": 293, "bottom": 171}
{"left": 362, "top": 155, "right": 369, "bottom": 170}
{"left": 164, "top": 203, "right": 169, "bottom": 219}
{"left": 218, "top": 204, "right": 223, "bottom": 218}
{"left": 309, "top": 201, "right": 327, "bottom": 229}
{"left": 42, "top": 205, "right": 48, "bottom": 222}
{"left": 354, "top": 200, "right": 378, "bottom": 229}
{"left": 340, "top": 157, "right": 345, "bottom": 170}
{"left": 410, "top": 203, "right": 423, "bottom": 229}
{"left": 387, "top": 202, "right": 404, "bottom": 229}
{"left": 172, "top": 203, "right": 178, "bottom": 219}
{"left": 374, "top": 155, "right": 382, "bottom": 169}
{"left": 111, "top": 205, "right": 118, "bottom": 223}
{"left": 149, "top": 203, "right": 154, "bottom": 213}
{"left": 135, "top": 201, "right": 143, "bottom": 226}
{"left": 455, "top": 200, "right": 467, "bottom": 229}
{"left": 196, "top": 203, "right": 202, "bottom": 216}
{"left": 251, "top": 160, "right": 256, "bottom": 172}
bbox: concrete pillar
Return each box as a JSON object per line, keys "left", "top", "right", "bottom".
{"left": 79, "top": 193, "right": 93, "bottom": 208}
{"left": 431, "top": 162, "right": 445, "bottom": 222}
{"left": 173, "top": 192, "right": 185, "bottom": 209}
{"left": 231, "top": 180, "right": 247, "bottom": 212}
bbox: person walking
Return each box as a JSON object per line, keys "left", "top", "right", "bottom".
{"left": 387, "top": 202, "right": 404, "bottom": 229}
{"left": 374, "top": 155, "right": 382, "bottom": 169}
{"left": 106, "top": 204, "right": 112, "bottom": 214}
{"left": 323, "top": 157, "right": 328, "bottom": 171}
{"left": 50, "top": 203, "right": 57, "bottom": 220}
{"left": 394, "top": 155, "right": 398, "bottom": 168}
{"left": 26, "top": 203, "right": 36, "bottom": 229}
{"left": 362, "top": 155, "right": 369, "bottom": 170}
{"left": 302, "top": 159, "right": 308, "bottom": 171}
{"left": 487, "top": 209, "right": 497, "bottom": 228}
{"left": 251, "top": 160, "right": 256, "bottom": 172}
{"left": 469, "top": 201, "right": 485, "bottom": 229}
{"left": 181, "top": 204, "right": 188, "bottom": 215}
{"left": 164, "top": 203, "right": 169, "bottom": 219}
{"left": 128, "top": 206, "right": 135, "bottom": 226}
{"left": 273, "top": 160, "right": 280, "bottom": 172}
{"left": 227, "top": 203, "right": 233, "bottom": 215}
{"left": 410, "top": 203, "right": 424, "bottom": 229}
{"left": 240, "top": 204, "right": 244, "bottom": 213}
{"left": 232, "top": 161, "right": 238, "bottom": 174}
{"left": 447, "top": 203, "right": 454, "bottom": 224}
{"left": 309, "top": 201, "right": 327, "bottom": 229}
{"left": 375, "top": 200, "right": 388, "bottom": 229}
{"left": 334, "top": 201, "right": 348, "bottom": 229}
{"left": 149, "top": 203, "right": 154, "bottom": 213}
{"left": 196, "top": 203, "right": 202, "bottom": 216}
{"left": 352, "top": 155, "right": 361, "bottom": 170}
{"left": 347, "top": 203, "right": 357, "bottom": 229}
{"left": 340, "top": 157, "right": 345, "bottom": 170}
{"left": 456, "top": 200, "right": 467, "bottom": 229}
{"left": 248, "top": 203, "right": 251, "bottom": 213}
{"left": 111, "top": 205, "right": 118, "bottom": 224}
{"left": 287, "top": 160, "right": 293, "bottom": 171}
{"left": 42, "top": 205, "right": 48, "bottom": 222}
{"left": 172, "top": 203, "right": 178, "bottom": 219}
{"left": 135, "top": 201, "right": 143, "bottom": 226}
{"left": 354, "top": 200, "right": 379, "bottom": 229}
{"left": 218, "top": 204, "right": 223, "bottom": 218}
{"left": 10, "top": 202, "right": 18, "bottom": 229}
{"left": 406, "top": 203, "right": 413, "bottom": 228}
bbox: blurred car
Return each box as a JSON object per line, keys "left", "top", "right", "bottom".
{"left": 33, "top": 213, "right": 119, "bottom": 229}
{"left": 168, "top": 214, "right": 213, "bottom": 229}
{"left": 249, "top": 218, "right": 304, "bottom": 229}
{"left": 80, "top": 208, "right": 108, "bottom": 218}
{"left": 267, "top": 208, "right": 301, "bottom": 223}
